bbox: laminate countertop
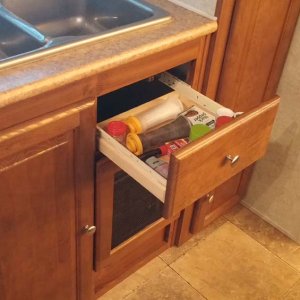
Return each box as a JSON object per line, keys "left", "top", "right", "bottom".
{"left": 0, "top": 0, "right": 217, "bottom": 109}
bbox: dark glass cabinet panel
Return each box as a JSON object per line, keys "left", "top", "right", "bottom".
{"left": 112, "top": 171, "right": 163, "bottom": 248}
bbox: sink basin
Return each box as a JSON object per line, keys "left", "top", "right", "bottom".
{"left": 0, "top": 0, "right": 170, "bottom": 67}
{"left": 3, "top": 0, "right": 159, "bottom": 37}
{"left": 0, "top": 7, "right": 46, "bottom": 60}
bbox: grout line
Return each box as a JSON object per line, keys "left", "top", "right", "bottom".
{"left": 168, "top": 218, "right": 299, "bottom": 300}
{"left": 121, "top": 261, "right": 171, "bottom": 299}
{"left": 279, "top": 277, "right": 300, "bottom": 299}
{"left": 159, "top": 237, "right": 209, "bottom": 266}
{"left": 224, "top": 219, "right": 300, "bottom": 274}
{"left": 122, "top": 215, "right": 297, "bottom": 300}
{"left": 157, "top": 255, "right": 171, "bottom": 266}
{"left": 168, "top": 265, "right": 209, "bottom": 300}
{"left": 123, "top": 264, "right": 208, "bottom": 300}
{"left": 159, "top": 219, "right": 228, "bottom": 266}
{"left": 159, "top": 245, "right": 196, "bottom": 266}
{"left": 223, "top": 207, "right": 300, "bottom": 274}
{"left": 122, "top": 289, "right": 137, "bottom": 300}
{"left": 241, "top": 201, "right": 300, "bottom": 244}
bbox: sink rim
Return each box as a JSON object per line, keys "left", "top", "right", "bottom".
{"left": 0, "top": 0, "right": 171, "bottom": 70}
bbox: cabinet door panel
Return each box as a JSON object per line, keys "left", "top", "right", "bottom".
{"left": 94, "top": 158, "right": 175, "bottom": 296}
{"left": 0, "top": 133, "right": 76, "bottom": 300}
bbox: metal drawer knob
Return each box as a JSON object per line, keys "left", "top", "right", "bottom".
{"left": 207, "top": 194, "right": 214, "bottom": 203}
{"left": 83, "top": 225, "right": 96, "bottom": 235}
{"left": 226, "top": 155, "right": 240, "bottom": 165}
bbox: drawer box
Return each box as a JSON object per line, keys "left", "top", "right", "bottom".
{"left": 97, "top": 73, "right": 279, "bottom": 218}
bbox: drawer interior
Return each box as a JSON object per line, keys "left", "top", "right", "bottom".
{"left": 97, "top": 78, "right": 173, "bottom": 122}
{"left": 96, "top": 72, "right": 279, "bottom": 218}
{"left": 97, "top": 73, "right": 225, "bottom": 202}
{"left": 97, "top": 63, "right": 194, "bottom": 122}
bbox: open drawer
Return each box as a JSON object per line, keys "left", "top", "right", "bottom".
{"left": 97, "top": 73, "right": 279, "bottom": 218}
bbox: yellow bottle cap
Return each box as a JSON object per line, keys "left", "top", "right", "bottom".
{"left": 124, "top": 116, "right": 143, "bottom": 134}
{"left": 126, "top": 133, "right": 143, "bottom": 155}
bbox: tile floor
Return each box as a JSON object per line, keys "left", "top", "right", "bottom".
{"left": 100, "top": 204, "right": 300, "bottom": 299}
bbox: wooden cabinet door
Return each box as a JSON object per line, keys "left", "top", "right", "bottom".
{"left": 0, "top": 133, "right": 76, "bottom": 300}
{"left": 94, "top": 158, "right": 176, "bottom": 296}
{"left": 0, "top": 100, "right": 96, "bottom": 300}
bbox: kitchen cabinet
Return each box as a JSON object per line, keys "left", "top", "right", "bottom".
{"left": 175, "top": 0, "right": 300, "bottom": 246}
{"left": 0, "top": 19, "right": 214, "bottom": 296}
{"left": 0, "top": 0, "right": 298, "bottom": 298}
{"left": 94, "top": 72, "right": 278, "bottom": 295}
{"left": 0, "top": 99, "right": 96, "bottom": 300}
{"left": 190, "top": 173, "right": 241, "bottom": 235}
{"left": 0, "top": 28, "right": 213, "bottom": 298}
{"left": 93, "top": 35, "right": 212, "bottom": 294}
{"left": 93, "top": 0, "right": 300, "bottom": 288}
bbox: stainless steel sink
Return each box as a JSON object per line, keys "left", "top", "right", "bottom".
{"left": 0, "top": 6, "right": 47, "bottom": 60}
{"left": 0, "top": 0, "right": 170, "bottom": 67}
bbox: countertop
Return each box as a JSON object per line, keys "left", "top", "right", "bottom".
{"left": 0, "top": 0, "right": 217, "bottom": 109}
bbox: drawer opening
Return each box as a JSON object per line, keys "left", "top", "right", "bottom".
{"left": 96, "top": 72, "right": 279, "bottom": 218}
{"left": 97, "top": 63, "right": 192, "bottom": 122}
{"left": 97, "top": 73, "right": 226, "bottom": 203}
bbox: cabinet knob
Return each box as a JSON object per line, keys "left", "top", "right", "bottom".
{"left": 207, "top": 194, "right": 214, "bottom": 204}
{"left": 83, "top": 225, "right": 96, "bottom": 235}
{"left": 226, "top": 155, "right": 240, "bottom": 165}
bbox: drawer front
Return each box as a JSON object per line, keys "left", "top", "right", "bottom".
{"left": 164, "top": 97, "right": 279, "bottom": 217}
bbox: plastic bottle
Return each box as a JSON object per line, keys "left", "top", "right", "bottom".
{"left": 126, "top": 116, "right": 191, "bottom": 155}
{"left": 125, "top": 94, "right": 184, "bottom": 134}
{"left": 189, "top": 124, "right": 212, "bottom": 141}
{"left": 106, "top": 121, "right": 128, "bottom": 144}
{"left": 159, "top": 138, "right": 189, "bottom": 155}
{"left": 181, "top": 105, "right": 216, "bottom": 129}
{"left": 138, "top": 138, "right": 189, "bottom": 161}
{"left": 216, "top": 107, "right": 235, "bottom": 118}
{"left": 215, "top": 116, "right": 233, "bottom": 128}
{"left": 217, "top": 107, "right": 243, "bottom": 118}
{"left": 145, "top": 156, "right": 169, "bottom": 178}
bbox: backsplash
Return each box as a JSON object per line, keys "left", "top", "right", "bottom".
{"left": 170, "top": 0, "right": 217, "bottom": 17}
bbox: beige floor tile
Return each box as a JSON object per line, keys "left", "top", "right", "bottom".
{"left": 281, "top": 248, "right": 300, "bottom": 273}
{"left": 171, "top": 222, "right": 300, "bottom": 300}
{"left": 160, "top": 216, "right": 227, "bottom": 265}
{"left": 225, "top": 204, "right": 300, "bottom": 271}
{"left": 284, "top": 280, "right": 300, "bottom": 300}
{"left": 124, "top": 267, "right": 206, "bottom": 300}
{"left": 100, "top": 257, "right": 167, "bottom": 300}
